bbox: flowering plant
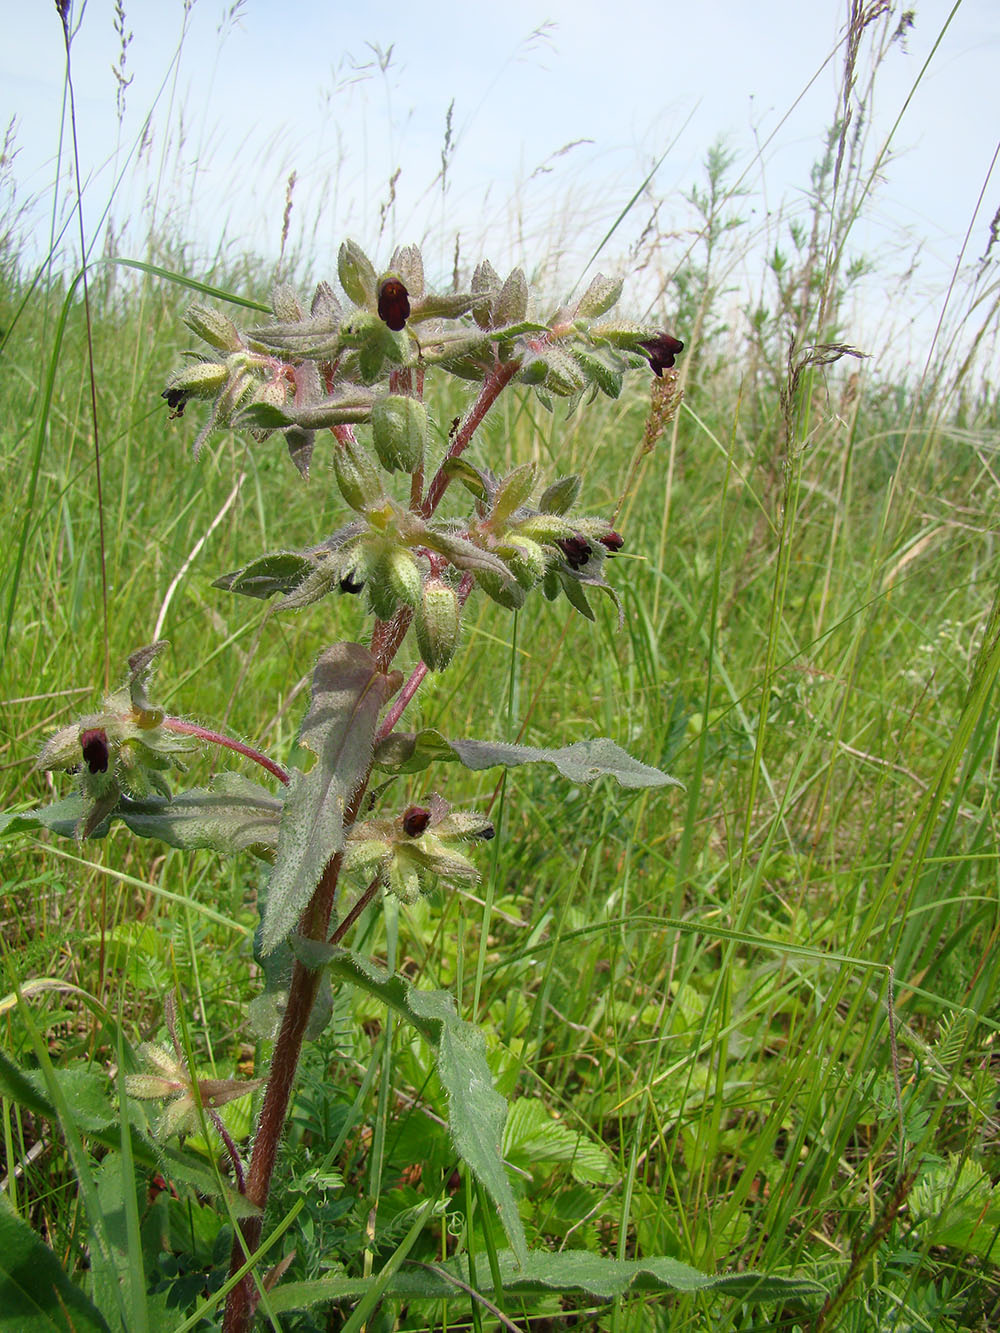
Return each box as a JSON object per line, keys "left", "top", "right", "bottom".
{"left": 4, "top": 241, "right": 819, "bottom": 1328}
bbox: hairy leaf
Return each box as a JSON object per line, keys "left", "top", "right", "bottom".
{"left": 326, "top": 950, "right": 527, "bottom": 1263}
{"left": 264, "top": 1249, "right": 824, "bottom": 1312}
{"left": 260, "top": 645, "right": 399, "bottom": 954}
{"left": 374, "top": 731, "right": 680, "bottom": 789}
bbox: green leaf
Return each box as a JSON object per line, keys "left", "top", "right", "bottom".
{"left": 0, "top": 778, "right": 282, "bottom": 860}
{"left": 503, "top": 1098, "right": 615, "bottom": 1185}
{"left": 338, "top": 239, "right": 377, "bottom": 308}
{"left": 491, "top": 462, "right": 537, "bottom": 526}
{"left": 575, "top": 272, "right": 624, "bottom": 318}
{"left": 0, "top": 1194, "right": 111, "bottom": 1332}
{"left": 214, "top": 551, "right": 314, "bottom": 600}
{"left": 374, "top": 731, "right": 680, "bottom": 789}
{"left": 116, "top": 775, "right": 282, "bottom": 859}
{"left": 325, "top": 951, "right": 527, "bottom": 1263}
{"left": 264, "top": 1249, "right": 824, "bottom": 1313}
{"left": 0, "top": 797, "right": 91, "bottom": 841}
{"left": 260, "top": 645, "right": 398, "bottom": 954}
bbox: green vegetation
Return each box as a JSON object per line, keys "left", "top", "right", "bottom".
{"left": 3, "top": 3, "right": 1000, "bottom": 1329}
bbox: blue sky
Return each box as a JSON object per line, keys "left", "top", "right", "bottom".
{"left": 2, "top": 1, "right": 998, "bottom": 367}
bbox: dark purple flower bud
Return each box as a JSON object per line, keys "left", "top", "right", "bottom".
{"left": 557, "top": 535, "right": 591, "bottom": 570}
{"left": 339, "top": 570, "right": 366, "bottom": 595}
{"left": 161, "top": 387, "right": 188, "bottom": 418}
{"left": 377, "top": 278, "right": 411, "bottom": 332}
{"left": 471, "top": 823, "right": 495, "bottom": 841}
{"left": 599, "top": 531, "right": 624, "bottom": 554}
{"left": 638, "top": 332, "right": 684, "bottom": 376}
{"left": 402, "top": 804, "right": 432, "bottom": 837}
{"left": 80, "top": 728, "right": 110, "bottom": 774}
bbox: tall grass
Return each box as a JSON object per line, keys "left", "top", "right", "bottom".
{"left": 2, "top": 2, "right": 1000, "bottom": 1329}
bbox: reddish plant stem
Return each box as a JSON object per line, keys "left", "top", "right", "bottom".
{"left": 223, "top": 354, "right": 518, "bottom": 1333}
{"left": 161, "top": 716, "right": 289, "bottom": 786}
{"left": 223, "top": 831, "right": 356, "bottom": 1330}
{"left": 418, "top": 357, "right": 521, "bottom": 519}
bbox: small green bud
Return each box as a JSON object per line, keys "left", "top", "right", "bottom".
{"left": 271, "top": 283, "right": 304, "bottom": 321}
{"left": 538, "top": 474, "right": 583, "bottom": 515}
{"left": 389, "top": 243, "right": 425, "bottom": 299}
{"left": 252, "top": 378, "right": 289, "bottom": 412}
{"left": 385, "top": 547, "right": 423, "bottom": 607}
{"left": 371, "top": 395, "right": 427, "bottom": 473}
{"left": 491, "top": 462, "right": 537, "bottom": 526}
{"left": 416, "top": 579, "right": 460, "bottom": 671}
{"left": 367, "top": 563, "right": 400, "bottom": 621}
{"left": 471, "top": 258, "right": 500, "bottom": 328}
{"left": 338, "top": 239, "right": 377, "bottom": 308}
{"left": 475, "top": 569, "right": 527, "bottom": 610}
{"left": 573, "top": 349, "right": 623, "bottom": 399}
{"left": 516, "top": 356, "right": 548, "bottom": 385}
{"left": 515, "top": 512, "right": 577, "bottom": 544}
{"left": 333, "top": 437, "right": 384, "bottom": 513}
{"left": 540, "top": 346, "right": 586, "bottom": 396}
{"left": 575, "top": 273, "right": 624, "bottom": 319}
{"left": 496, "top": 537, "right": 547, "bottom": 590}
{"left": 495, "top": 267, "right": 528, "bottom": 325}
{"left": 164, "top": 361, "right": 228, "bottom": 401}
{"left": 183, "top": 304, "right": 242, "bottom": 352}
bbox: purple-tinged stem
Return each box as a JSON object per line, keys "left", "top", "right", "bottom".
{"left": 161, "top": 716, "right": 289, "bottom": 786}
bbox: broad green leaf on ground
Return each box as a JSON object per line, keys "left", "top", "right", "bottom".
{"left": 0, "top": 775, "right": 282, "bottom": 860}
{"left": 326, "top": 950, "right": 527, "bottom": 1263}
{"left": 260, "top": 644, "right": 401, "bottom": 954}
{"left": 0, "top": 1194, "right": 110, "bottom": 1332}
{"left": 264, "top": 1248, "right": 825, "bottom": 1313}
{"left": 374, "top": 731, "right": 681, "bottom": 789}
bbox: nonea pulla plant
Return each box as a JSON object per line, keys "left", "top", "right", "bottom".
{"left": 4, "top": 240, "right": 825, "bottom": 1329}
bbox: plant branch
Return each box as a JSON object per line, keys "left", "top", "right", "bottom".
{"left": 418, "top": 356, "right": 521, "bottom": 518}
{"left": 161, "top": 716, "right": 290, "bottom": 785}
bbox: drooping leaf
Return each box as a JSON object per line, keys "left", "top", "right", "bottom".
{"left": 260, "top": 645, "right": 399, "bottom": 954}
{"left": 264, "top": 1249, "right": 824, "bottom": 1313}
{"left": 0, "top": 1194, "right": 111, "bottom": 1332}
{"left": 0, "top": 777, "right": 282, "bottom": 860}
{"left": 116, "top": 775, "right": 283, "bottom": 859}
{"left": 325, "top": 950, "right": 527, "bottom": 1263}
{"left": 214, "top": 551, "right": 315, "bottom": 600}
{"left": 374, "top": 731, "right": 680, "bottom": 790}
{"left": 0, "top": 797, "right": 93, "bottom": 841}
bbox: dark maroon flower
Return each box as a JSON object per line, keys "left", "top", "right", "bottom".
{"left": 377, "top": 278, "right": 411, "bottom": 332}
{"left": 161, "top": 387, "right": 188, "bottom": 418}
{"left": 557, "top": 535, "right": 592, "bottom": 570}
{"left": 599, "top": 531, "right": 624, "bottom": 554}
{"left": 402, "top": 805, "right": 432, "bottom": 837}
{"left": 638, "top": 332, "right": 684, "bottom": 376}
{"left": 80, "top": 728, "right": 110, "bottom": 774}
{"left": 339, "top": 570, "right": 366, "bottom": 595}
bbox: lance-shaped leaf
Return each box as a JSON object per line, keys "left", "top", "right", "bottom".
{"left": 0, "top": 777, "right": 282, "bottom": 860}
{"left": 214, "top": 551, "right": 316, "bottom": 600}
{"left": 374, "top": 731, "right": 681, "bottom": 790}
{"left": 325, "top": 950, "right": 527, "bottom": 1264}
{"left": 117, "top": 775, "right": 282, "bottom": 859}
{"left": 420, "top": 529, "right": 515, "bottom": 581}
{"left": 263, "top": 1250, "right": 824, "bottom": 1313}
{"left": 260, "top": 645, "right": 399, "bottom": 955}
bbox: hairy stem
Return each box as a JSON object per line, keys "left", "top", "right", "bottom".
{"left": 162, "top": 716, "right": 290, "bottom": 785}
{"left": 223, "top": 356, "right": 517, "bottom": 1333}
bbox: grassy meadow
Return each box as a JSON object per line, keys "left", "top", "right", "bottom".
{"left": 3, "top": 8, "right": 1000, "bottom": 1331}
